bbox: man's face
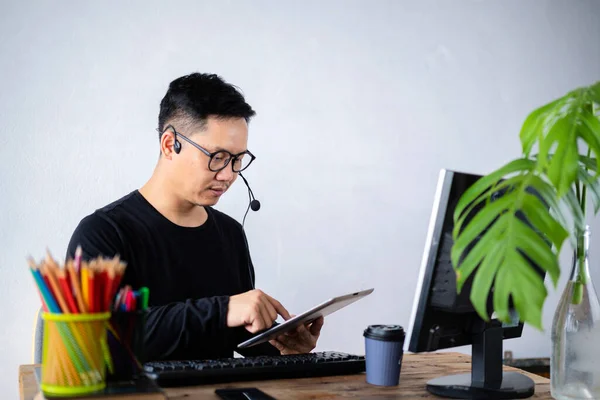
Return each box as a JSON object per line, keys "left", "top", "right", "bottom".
{"left": 168, "top": 116, "right": 249, "bottom": 207}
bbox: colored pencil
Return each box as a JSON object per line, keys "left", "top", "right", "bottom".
{"left": 96, "top": 261, "right": 106, "bottom": 312}
{"left": 81, "top": 264, "right": 90, "bottom": 311}
{"left": 28, "top": 258, "right": 49, "bottom": 313}
{"left": 88, "top": 267, "right": 96, "bottom": 313}
{"left": 67, "top": 260, "right": 87, "bottom": 313}
{"left": 104, "top": 267, "right": 115, "bottom": 312}
{"left": 31, "top": 266, "right": 60, "bottom": 313}
{"left": 42, "top": 262, "right": 70, "bottom": 313}
{"left": 57, "top": 269, "right": 78, "bottom": 313}
{"left": 73, "top": 245, "right": 82, "bottom": 274}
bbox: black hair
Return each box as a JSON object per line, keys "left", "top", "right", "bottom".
{"left": 157, "top": 73, "right": 256, "bottom": 139}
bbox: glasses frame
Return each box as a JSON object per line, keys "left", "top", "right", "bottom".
{"left": 162, "top": 125, "right": 256, "bottom": 173}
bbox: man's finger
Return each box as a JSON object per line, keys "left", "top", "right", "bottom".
{"left": 276, "top": 334, "right": 301, "bottom": 349}
{"left": 249, "top": 315, "right": 266, "bottom": 333}
{"left": 274, "top": 339, "right": 297, "bottom": 355}
{"left": 271, "top": 338, "right": 301, "bottom": 355}
{"left": 296, "top": 324, "right": 315, "bottom": 345}
{"left": 269, "top": 339, "right": 285, "bottom": 352}
{"left": 260, "top": 296, "right": 278, "bottom": 323}
{"left": 278, "top": 333, "right": 314, "bottom": 354}
{"left": 285, "top": 329, "right": 298, "bottom": 337}
{"left": 292, "top": 322, "right": 308, "bottom": 337}
{"left": 257, "top": 301, "right": 274, "bottom": 331}
{"left": 309, "top": 316, "right": 324, "bottom": 336}
{"left": 280, "top": 315, "right": 299, "bottom": 336}
{"left": 266, "top": 294, "right": 291, "bottom": 320}
{"left": 248, "top": 303, "right": 268, "bottom": 333}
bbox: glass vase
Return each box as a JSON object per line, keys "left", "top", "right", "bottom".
{"left": 551, "top": 225, "right": 600, "bottom": 399}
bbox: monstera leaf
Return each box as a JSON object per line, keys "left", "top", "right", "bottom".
{"left": 451, "top": 82, "right": 600, "bottom": 330}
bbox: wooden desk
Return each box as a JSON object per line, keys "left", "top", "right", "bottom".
{"left": 19, "top": 352, "right": 552, "bottom": 399}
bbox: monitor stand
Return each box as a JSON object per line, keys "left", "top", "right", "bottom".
{"left": 425, "top": 323, "right": 535, "bottom": 399}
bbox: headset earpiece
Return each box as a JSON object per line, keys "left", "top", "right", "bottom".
{"left": 174, "top": 139, "right": 181, "bottom": 154}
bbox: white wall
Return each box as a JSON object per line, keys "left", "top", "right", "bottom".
{"left": 2, "top": 0, "right": 599, "bottom": 397}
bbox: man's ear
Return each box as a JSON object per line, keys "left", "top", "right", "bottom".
{"left": 160, "top": 130, "right": 177, "bottom": 159}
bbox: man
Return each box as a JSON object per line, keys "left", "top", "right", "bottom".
{"left": 66, "top": 73, "right": 323, "bottom": 361}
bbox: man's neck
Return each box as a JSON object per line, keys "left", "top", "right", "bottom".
{"left": 139, "top": 172, "right": 208, "bottom": 228}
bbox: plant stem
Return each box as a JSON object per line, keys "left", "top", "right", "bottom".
{"left": 572, "top": 231, "right": 585, "bottom": 304}
{"left": 575, "top": 147, "right": 592, "bottom": 293}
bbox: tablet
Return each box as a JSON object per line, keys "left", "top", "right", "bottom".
{"left": 237, "top": 288, "right": 374, "bottom": 349}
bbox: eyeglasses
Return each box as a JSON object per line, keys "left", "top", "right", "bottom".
{"left": 163, "top": 125, "right": 256, "bottom": 172}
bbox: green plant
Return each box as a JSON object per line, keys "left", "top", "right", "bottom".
{"left": 451, "top": 81, "right": 600, "bottom": 330}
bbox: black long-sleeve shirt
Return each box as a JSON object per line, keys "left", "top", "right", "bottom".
{"left": 65, "top": 190, "right": 278, "bottom": 361}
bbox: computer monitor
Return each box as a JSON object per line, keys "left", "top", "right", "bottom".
{"left": 405, "top": 168, "right": 540, "bottom": 400}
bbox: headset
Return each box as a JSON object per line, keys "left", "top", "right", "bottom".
{"left": 237, "top": 173, "right": 260, "bottom": 289}
{"left": 173, "top": 138, "right": 182, "bottom": 154}
{"left": 238, "top": 173, "right": 260, "bottom": 289}
{"left": 238, "top": 172, "right": 261, "bottom": 226}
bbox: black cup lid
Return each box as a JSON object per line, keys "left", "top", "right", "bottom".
{"left": 363, "top": 325, "right": 405, "bottom": 341}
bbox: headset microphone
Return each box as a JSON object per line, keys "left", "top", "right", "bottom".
{"left": 239, "top": 173, "right": 260, "bottom": 227}
{"left": 250, "top": 199, "right": 261, "bottom": 211}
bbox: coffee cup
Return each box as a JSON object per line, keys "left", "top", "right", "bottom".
{"left": 363, "top": 324, "right": 405, "bottom": 386}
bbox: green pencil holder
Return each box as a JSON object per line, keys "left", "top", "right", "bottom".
{"left": 41, "top": 312, "right": 110, "bottom": 397}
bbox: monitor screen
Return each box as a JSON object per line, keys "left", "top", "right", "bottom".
{"left": 403, "top": 168, "right": 540, "bottom": 398}
{"left": 406, "top": 168, "right": 524, "bottom": 354}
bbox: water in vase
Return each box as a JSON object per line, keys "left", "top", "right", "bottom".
{"left": 551, "top": 226, "right": 600, "bottom": 399}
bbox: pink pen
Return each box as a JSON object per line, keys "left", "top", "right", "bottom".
{"left": 114, "top": 287, "right": 126, "bottom": 310}
{"left": 73, "top": 245, "right": 82, "bottom": 275}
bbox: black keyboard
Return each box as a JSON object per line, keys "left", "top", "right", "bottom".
{"left": 144, "top": 351, "right": 366, "bottom": 386}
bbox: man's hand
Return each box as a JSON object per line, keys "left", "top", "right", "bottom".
{"left": 227, "top": 289, "right": 291, "bottom": 333}
{"left": 269, "top": 316, "right": 324, "bottom": 355}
